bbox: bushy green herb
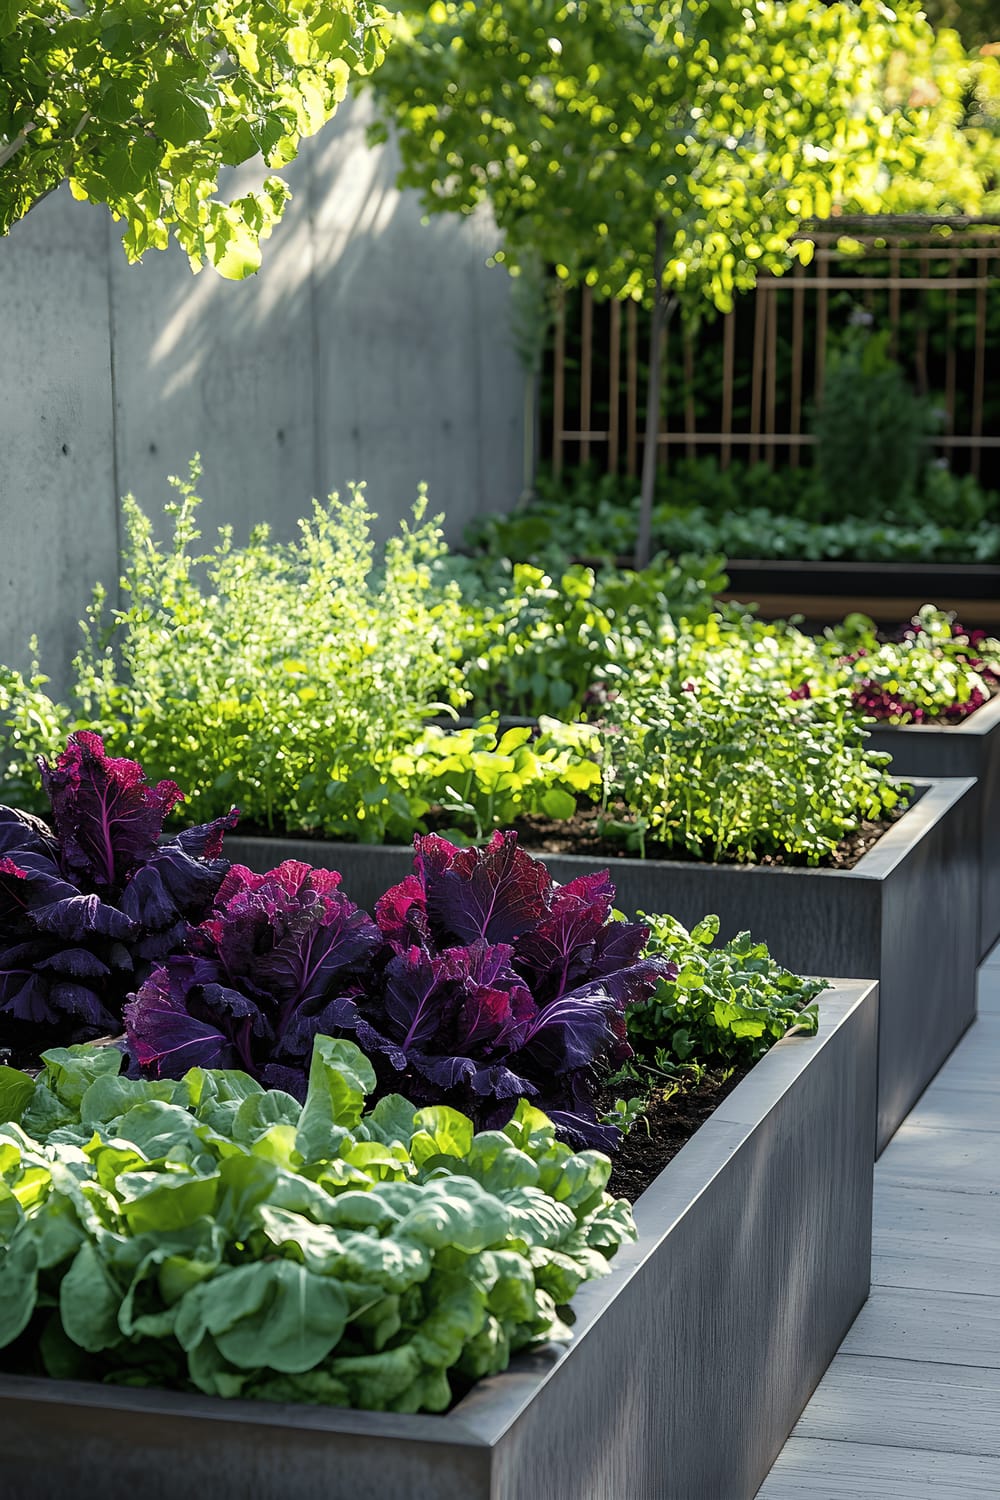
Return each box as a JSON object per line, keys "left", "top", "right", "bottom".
{"left": 588, "top": 654, "right": 900, "bottom": 863}
{"left": 0, "top": 1039, "right": 635, "bottom": 1412}
{"left": 813, "top": 329, "right": 930, "bottom": 519}
{"left": 628, "top": 912, "right": 823, "bottom": 1068}
{"left": 0, "top": 652, "right": 73, "bottom": 816}
{"left": 2, "top": 467, "right": 470, "bottom": 841}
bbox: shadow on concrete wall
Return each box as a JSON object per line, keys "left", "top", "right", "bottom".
{"left": 111, "top": 96, "right": 522, "bottom": 549}
{"left": 0, "top": 96, "right": 523, "bottom": 696}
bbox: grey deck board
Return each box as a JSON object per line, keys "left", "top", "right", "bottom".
{"left": 871, "top": 1184, "right": 1000, "bottom": 1294}
{"left": 791, "top": 1354, "right": 1000, "bottom": 1457}
{"left": 757, "top": 1438, "right": 1000, "bottom": 1498}
{"left": 839, "top": 1285, "right": 1000, "bottom": 1368}
{"left": 876, "top": 1124, "right": 1000, "bottom": 1196}
{"left": 756, "top": 968, "right": 1000, "bottom": 1498}
{"left": 903, "top": 1085, "right": 1000, "bottom": 1135}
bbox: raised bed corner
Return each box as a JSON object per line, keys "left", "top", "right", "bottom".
{"left": 0, "top": 980, "right": 876, "bottom": 1500}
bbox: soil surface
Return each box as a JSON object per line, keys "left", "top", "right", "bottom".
{"left": 602, "top": 1067, "right": 750, "bottom": 1203}
{"left": 493, "top": 802, "right": 906, "bottom": 870}
{"left": 240, "top": 800, "right": 908, "bottom": 872}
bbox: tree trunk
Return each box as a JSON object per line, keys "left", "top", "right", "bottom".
{"left": 635, "top": 218, "right": 668, "bottom": 571}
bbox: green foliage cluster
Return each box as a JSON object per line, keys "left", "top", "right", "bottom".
{"left": 0, "top": 655, "right": 72, "bottom": 816}
{"left": 0, "top": 468, "right": 470, "bottom": 839}
{"left": 627, "top": 912, "right": 824, "bottom": 1069}
{"left": 0, "top": 476, "right": 919, "bottom": 861}
{"left": 387, "top": 718, "right": 602, "bottom": 843}
{"left": 0, "top": 1038, "right": 634, "bottom": 1411}
{"left": 370, "top": 0, "right": 993, "bottom": 310}
{"left": 826, "top": 606, "right": 1000, "bottom": 724}
{"left": 457, "top": 557, "right": 727, "bottom": 719}
{"left": 652, "top": 502, "right": 1000, "bottom": 564}
{"left": 482, "top": 458, "right": 1000, "bottom": 565}
{"left": 813, "top": 328, "right": 931, "bottom": 518}
{"left": 581, "top": 643, "right": 901, "bottom": 863}
{"left": 0, "top": 2, "right": 388, "bottom": 276}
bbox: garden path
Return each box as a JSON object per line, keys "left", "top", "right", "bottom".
{"left": 757, "top": 946, "right": 1000, "bottom": 1499}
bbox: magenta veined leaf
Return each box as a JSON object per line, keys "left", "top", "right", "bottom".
{"left": 39, "top": 731, "right": 184, "bottom": 892}
{"left": 1, "top": 738, "right": 238, "bottom": 1056}
{"left": 128, "top": 833, "right": 671, "bottom": 1148}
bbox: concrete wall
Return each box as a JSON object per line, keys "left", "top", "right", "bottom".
{"left": 0, "top": 96, "right": 523, "bottom": 697}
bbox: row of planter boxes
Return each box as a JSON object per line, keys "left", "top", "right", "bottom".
{"left": 2, "top": 721, "right": 990, "bottom": 1497}
{"left": 225, "top": 772, "right": 980, "bottom": 1157}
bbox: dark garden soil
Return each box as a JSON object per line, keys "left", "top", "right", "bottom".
{"left": 239, "top": 799, "right": 908, "bottom": 871}
{"left": 470, "top": 801, "right": 909, "bottom": 871}
{"left": 601, "top": 1067, "right": 750, "bottom": 1203}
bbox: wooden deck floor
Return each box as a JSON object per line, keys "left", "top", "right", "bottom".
{"left": 757, "top": 949, "right": 1000, "bottom": 1499}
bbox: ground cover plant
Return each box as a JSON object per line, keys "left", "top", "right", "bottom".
{"left": 0, "top": 732, "right": 236, "bottom": 1063}
{"left": 466, "top": 459, "right": 1000, "bottom": 567}
{"left": 0, "top": 1038, "right": 636, "bottom": 1412}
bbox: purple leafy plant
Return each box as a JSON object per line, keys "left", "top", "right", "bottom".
{"left": 125, "top": 860, "right": 382, "bottom": 1090}
{"left": 0, "top": 733, "right": 236, "bottom": 1056}
{"left": 126, "top": 831, "right": 672, "bottom": 1146}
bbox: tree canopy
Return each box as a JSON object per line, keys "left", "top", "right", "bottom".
{"left": 0, "top": 1, "right": 389, "bottom": 277}
{"left": 371, "top": 0, "right": 1000, "bottom": 312}
{"left": 370, "top": 0, "right": 1000, "bottom": 565}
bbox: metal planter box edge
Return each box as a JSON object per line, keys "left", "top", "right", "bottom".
{"left": 866, "top": 693, "right": 1000, "bottom": 963}
{"left": 0, "top": 979, "right": 876, "bottom": 1500}
{"left": 225, "top": 775, "right": 977, "bottom": 1155}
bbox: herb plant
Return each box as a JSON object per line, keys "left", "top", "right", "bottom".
{"left": 126, "top": 832, "right": 670, "bottom": 1148}
{"left": 1, "top": 469, "right": 470, "bottom": 842}
{"left": 628, "top": 912, "right": 824, "bottom": 1070}
{"left": 590, "top": 662, "right": 900, "bottom": 863}
{"left": 0, "top": 1039, "right": 636, "bottom": 1412}
{"left": 0, "top": 732, "right": 236, "bottom": 1059}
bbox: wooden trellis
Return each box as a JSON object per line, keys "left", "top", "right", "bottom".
{"left": 550, "top": 216, "right": 1000, "bottom": 481}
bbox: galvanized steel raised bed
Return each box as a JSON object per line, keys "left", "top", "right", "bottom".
{"left": 866, "top": 694, "right": 1000, "bottom": 963}
{"left": 0, "top": 980, "right": 876, "bottom": 1500}
{"left": 226, "top": 776, "right": 976, "bottom": 1156}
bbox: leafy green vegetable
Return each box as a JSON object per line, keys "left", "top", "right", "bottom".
{"left": 466, "top": 458, "right": 1000, "bottom": 568}
{"left": 627, "top": 912, "right": 824, "bottom": 1069}
{"left": 387, "top": 718, "right": 601, "bottom": 841}
{"left": 0, "top": 1040, "right": 635, "bottom": 1412}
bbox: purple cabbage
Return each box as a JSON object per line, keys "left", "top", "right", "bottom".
{"left": 125, "top": 860, "right": 382, "bottom": 1090}
{"left": 0, "top": 733, "right": 237, "bottom": 1054}
{"left": 126, "top": 832, "right": 673, "bottom": 1146}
